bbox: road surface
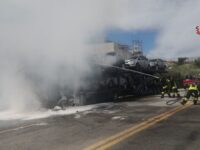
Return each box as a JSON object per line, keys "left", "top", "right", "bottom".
{"left": 0, "top": 95, "right": 199, "bottom": 150}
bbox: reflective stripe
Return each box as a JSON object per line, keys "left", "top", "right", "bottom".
{"left": 163, "top": 85, "right": 168, "bottom": 88}
{"left": 172, "top": 86, "right": 176, "bottom": 89}
{"left": 189, "top": 84, "right": 198, "bottom": 90}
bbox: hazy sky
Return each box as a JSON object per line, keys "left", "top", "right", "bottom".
{"left": 1, "top": 0, "right": 200, "bottom": 59}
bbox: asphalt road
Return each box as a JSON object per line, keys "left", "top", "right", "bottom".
{"left": 109, "top": 105, "right": 200, "bottom": 150}
{"left": 0, "top": 95, "right": 198, "bottom": 150}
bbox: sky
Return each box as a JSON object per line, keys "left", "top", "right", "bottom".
{"left": 106, "top": 30, "right": 157, "bottom": 54}
{"left": 106, "top": 26, "right": 200, "bottom": 58}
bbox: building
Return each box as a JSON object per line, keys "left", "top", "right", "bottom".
{"left": 92, "top": 42, "right": 133, "bottom": 65}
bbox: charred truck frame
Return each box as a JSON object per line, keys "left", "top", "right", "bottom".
{"left": 77, "top": 64, "right": 161, "bottom": 105}
{"left": 47, "top": 42, "right": 164, "bottom": 108}
{"left": 48, "top": 64, "right": 162, "bottom": 108}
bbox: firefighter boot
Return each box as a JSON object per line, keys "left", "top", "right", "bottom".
{"left": 181, "top": 99, "right": 187, "bottom": 105}
{"left": 193, "top": 99, "right": 198, "bottom": 105}
{"left": 161, "top": 92, "right": 164, "bottom": 98}
{"left": 177, "top": 93, "right": 180, "bottom": 98}
{"left": 168, "top": 93, "right": 171, "bottom": 98}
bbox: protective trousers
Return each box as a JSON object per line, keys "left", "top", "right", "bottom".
{"left": 181, "top": 90, "right": 198, "bottom": 105}
{"left": 172, "top": 86, "right": 180, "bottom": 98}
{"left": 161, "top": 86, "right": 171, "bottom": 98}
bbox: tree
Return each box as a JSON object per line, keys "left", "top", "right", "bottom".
{"left": 177, "top": 57, "right": 187, "bottom": 65}
{"left": 194, "top": 58, "right": 200, "bottom": 68}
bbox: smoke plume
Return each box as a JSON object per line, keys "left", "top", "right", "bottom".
{"left": 0, "top": 0, "right": 200, "bottom": 114}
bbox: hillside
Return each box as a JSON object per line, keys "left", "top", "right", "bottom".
{"left": 169, "top": 63, "right": 200, "bottom": 77}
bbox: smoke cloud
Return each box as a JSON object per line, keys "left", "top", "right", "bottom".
{"left": 0, "top": 0, "right": 199, "bottom": 115}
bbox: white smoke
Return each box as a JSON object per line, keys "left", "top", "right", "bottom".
{"left": 0, "top": 0, "right": 200, "bottom": 115}
{"left": 105, "top": 0, "right": 200, "bottom": 59}
{"left": 0, "top": 0, "right": 99, "bottom": 112}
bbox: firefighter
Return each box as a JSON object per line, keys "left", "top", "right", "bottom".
{"left": 161, "top": 77, "right": 171, "bottom": 98}
{"left": 181, "top": 82, "right": 199, "bottom": 105}
{"left": 171, "top": 79, "right": 180, "bottom": 98}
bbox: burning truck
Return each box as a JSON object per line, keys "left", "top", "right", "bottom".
{"left": 46, "top": 63, "right": 163, "bottom": 109}
{"left": 44, "top": 42, "right": 166, "bottom": 109}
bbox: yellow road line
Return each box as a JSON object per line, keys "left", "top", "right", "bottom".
{"left": 84, "top": 103, "right": 192, "bottom": 150}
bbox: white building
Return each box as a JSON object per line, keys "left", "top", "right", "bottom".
{"left": 91, "top": 42, "right": 133, "bottom": 65}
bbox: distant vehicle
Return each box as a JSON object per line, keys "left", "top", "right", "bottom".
{"left": 183, "top": 75, "right": 200, "bottom": 89}
{"left": 149, "top": 59, "right": 166, "bottom": 71}
{"left": 124, "top": 56, "right": 149, "bottom": 71}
